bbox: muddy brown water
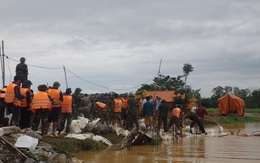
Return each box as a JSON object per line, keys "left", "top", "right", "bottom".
{"left": 77, "top": 123, "right": 260, "bottom": 163}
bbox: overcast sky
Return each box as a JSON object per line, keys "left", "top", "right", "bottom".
{"left": 0, "top": 0, "right": 259, "bottom": 98}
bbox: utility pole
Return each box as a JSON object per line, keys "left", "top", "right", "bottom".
{"left": 1, "top": 41, "right": 5, "bottom": 87}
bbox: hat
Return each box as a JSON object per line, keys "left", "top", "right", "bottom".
{"left": 75, "top": 88, "right": 82, "bottom": 93}
{"left": 20, "top": 57, "right": 26, "bottom": 62}
{"left": 40, "top": 84, "right": 48, "bottom": 91}
{"left": 22, "top": 80, "right": 33, "bottom": 86}
{"left": 52, "top": 81, "right": 60, "bottom": 88}
{"left": 66, "top": 88, "right": 72, "bottom": 94}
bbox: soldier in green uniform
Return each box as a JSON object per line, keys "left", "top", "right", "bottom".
{"left": 101, "top": 93, "right": 112, "bottom": 125}
{"left": 80, "top": 94, "right": 92, "bottom": 119}
{"left": 15, "top": 57, "right": 28, "bottom": 83}
{"left": 125, "top": 94, "right": 139, "bottom": 131}
{"left": 72, "top": 87, "right": 83, "bottom": 119}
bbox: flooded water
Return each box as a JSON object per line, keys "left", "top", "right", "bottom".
{"left": 77, "top": 123, "right": 260, "bottom": 163}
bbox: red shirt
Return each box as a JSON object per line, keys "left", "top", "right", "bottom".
{"left": 197, "top": 106, "right": 208, "bottom": 118}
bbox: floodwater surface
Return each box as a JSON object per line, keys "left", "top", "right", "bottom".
{"left": 77, "top": 123, "right": 260, "bottom": 163}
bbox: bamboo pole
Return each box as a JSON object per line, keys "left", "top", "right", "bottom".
{"left": 0, "top": 136, "right": 29, "bottom": 159}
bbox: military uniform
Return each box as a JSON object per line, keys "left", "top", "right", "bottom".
{"left": 101, "top": 95, "right": 112, "bottom": 124}
{"left": 15, "top": 57, "right": 28, "bottom": 83}
{"left": 125, "top": 97, "right": 139, "bottom": 130}
{"left": 72, "top": 88, "right": 82, "bottom": 119}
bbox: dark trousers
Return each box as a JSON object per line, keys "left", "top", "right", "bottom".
{"left": 190, "top": 118, "right": 206, "bottom": 133}
{"left": 121, "top": 108, "right": 127, "bottom": 125}
{"left": 0, "top": 106, "right": 5, "bottom": 120}
{"left": 125, "top": 114, "right": 139, "bottom": 131}
{"left": 11, "top": 105, "right": 21, "bottom": 126}
{"left": 157, "top": 115, "right": 168, "bottom": 132}
{"left": 168, "top": 116, "right": 181, "bottom": 130}
{"left": 20, "top": 107, "right": 31, "bottom": 129}
{"left": 58, "top": 113, "right": 72, "bottom": 133}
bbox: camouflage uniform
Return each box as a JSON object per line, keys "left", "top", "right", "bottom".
{"left": 125, "top": 97, "right": 139, "bottom": 130}
{"left": 101, "top": 96, "right": 112, "bottom": 124}
{"left": 72, "top": 88, "right": 82, "bottom": 119}
{"left": 31, "top": 109, "right": 49, "bottom": 135}
{"left": 80, "top": 95, "right": 92, "bottom": 119}
{"left": 15, "top": 57, "right": 28, "bottom": 83}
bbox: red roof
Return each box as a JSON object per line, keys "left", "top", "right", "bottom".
{"left": 146, "top": 91, "right": 185, "bottom": 102}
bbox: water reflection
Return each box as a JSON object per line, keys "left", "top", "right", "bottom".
{"left": 78, "top": 123, "right": 260, "bottom": 163}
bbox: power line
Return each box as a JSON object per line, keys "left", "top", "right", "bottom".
{"left": 65, "top": 68, "right": 155, "bottom": 91}
{"left": 5, "top": 56, "right": 155, "bottom": 91}
{"left": 6, "top": 56, "right": 62, "bottom": 69}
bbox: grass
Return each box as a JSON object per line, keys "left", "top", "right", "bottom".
{"left": 206, "top": 108, "right": 260, "bottom": 114}
{"left": 205, "top": 108, "right": 260, "bottom": 124}
{"left": 43, "top": 137, "right": 108, "bottom": 155}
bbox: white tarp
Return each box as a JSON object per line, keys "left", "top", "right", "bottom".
{"left": 15, "top": 134, "right": 38, "bottom": 150}
{"left": 65, "top": 133, "right": 112, "bottom": 146}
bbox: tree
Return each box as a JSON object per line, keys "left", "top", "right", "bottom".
{"left": 137, "top": 74, "right": 185, "bottom": 92}
{"left": 211, "top": 86, "right": 225, "bottom": 99}
{"left": 224, "top": 86, "right": 232, "bottom": 94}
{"left": 210, "top": 86, "right": 225, "bottom": 108}
{"left": 251, "top": 89, "right": 260, "bottom": 108}
{"left": 181, "top": 63, "right": 194, "bottom": 85}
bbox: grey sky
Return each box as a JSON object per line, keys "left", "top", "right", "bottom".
{"left": 1, "top": 0, "right": 259, "bottom": 97}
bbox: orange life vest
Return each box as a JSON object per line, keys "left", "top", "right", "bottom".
{"left": 95, "top": 102, "right": 107, "bottom": 109}
{"left": 31, "top": 91, "right": 52, "bottom": 112}
{"left": 5, "top": 83, "right": 16, "bottom": 103}
{"left": 62, "top": 95, "right": 73, "bottom": 113}
{"left": 113, "top": 98, "right": 122, "bottom": 113}
{"left": 20, "top": 88, "right": 32, "bottom": 108}
{"left": 121, "top": 97, "right": 128, "bottom": 109}
{"left": 48, "top": 89, "right": 62, "bottom": 107}
{"left": 4, "top": 83, "right": 21, "bottom": 106}
{"left": 172, "top": 107, "right": 181, "bottom": 118}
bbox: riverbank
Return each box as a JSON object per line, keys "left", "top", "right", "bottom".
{"left": 206, "top": 108, "right": 260, "bottom": 124}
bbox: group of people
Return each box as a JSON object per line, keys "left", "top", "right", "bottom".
{"left": 87, "top": 93, "right": 140, "bottom": 131}
{"left": 0, "top": 57, "right": 209, "bottom": 137}
{"left": 0, "top": 75, "right": 76, "bottom": 136}
{"left": 141, "top": 95, "right": 208, "bottom": 136}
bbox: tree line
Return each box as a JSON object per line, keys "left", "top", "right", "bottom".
{"left": 201, "top": 86, "right": 260, "bottom": 108}
{"left": 136, "top": 63, "right": 260, "bottom": 109}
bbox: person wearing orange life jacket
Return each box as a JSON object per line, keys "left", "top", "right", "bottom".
{"left": 168, "top": 104, "right": 184, "bottom": 136}
{"left": 112, "top": 93, "right": 122, "bottom": 126}
{"left": 31, "top": 84, "right": 54, "bottom": 136}
{"left": 4, "top": 75, "right": 25, "bottom": 126}
{"left": 0, "top": 86, "right": 7, "bottom": 124}
{"left": 93, "top": 101, "right": 107, "bottom": 124}
{"left": 58, "top": 88, "right": 74, "bottom": 135}
{"left": 19, "top": 80, "right": 33, "bottom": 129}
{"left": 120, "top": 94, "right": 128, "bottom": 127}
{"left": 46, "top": 81, "right": 63, "bottom": 136}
